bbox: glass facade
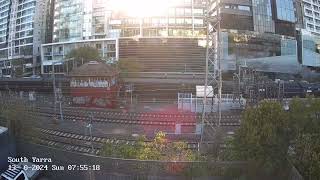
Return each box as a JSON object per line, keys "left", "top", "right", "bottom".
{"left": 52, "top": 0, "right": 205, "bottom": 41}
{"left": 252, "top": 0, "right": 275, "bottom": 33}
{"left": 302, "top": 0, "right": 320, "bottom": 35}
{"left": 53, "top": 0, "right": 84, "bottom": 42}
{"left": 275, "top": 0, "right": 295, "bottom": 22}
{"left": 0, "top": 0, "right": 10, "bottom": 70}
{"left": 13, "top": 0, "right": 36, "bottom": 56}
{"left": 221, "top": 30, "right": 301, "bottom": 74}
{"left": 53, "top": 0, "right": 112, "bottom": 42}
{"left": 41, "top": 39, "right": 117, "bottom": 74}
{"left": 300, "top": 30, "right": 320, "bottom": 67}
{"left": 0, "top": 0, "right": 10, "bottom": 48}
{"left": 0, "top": 0, "right": 46, "bottom": 75}
{"left": 109, "top": 0, "right": 206, "bottom": 37}
{"left": 44, "top": 0, "right": 207, "bottom": 74}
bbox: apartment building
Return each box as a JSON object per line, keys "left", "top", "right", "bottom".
{"left": 0, "top": 0, "right": 48, "bottom": 76}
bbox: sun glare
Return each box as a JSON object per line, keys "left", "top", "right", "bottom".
{"left": 110, "top": 0, "right": 170, "bottom": 17}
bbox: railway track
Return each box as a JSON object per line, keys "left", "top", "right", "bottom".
{"left": 24, "top": 135, "right": 101, "bottom": 155}
{"left": 36, "top": 105, "right": 241, "bottom": 118}
{"left": 35, "top": 112, "right": 240, "bottom": 126}
{"left": 2, "top": 97, "right": 242, "bottom": 126}
{"left": 25, "top": 128, "right": 201, "bottom": 155}
{"left": 31, "top": 106, "right": 242, "bottom": 126}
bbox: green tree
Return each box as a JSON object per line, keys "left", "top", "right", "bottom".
{"left": 100, "top": 143, "right": 116, "bottom": 157}
{"left": 137, "top": 132, "right": 165, "bottom": 160}
{"left": 292, "top": 134, "right": 320, "bottom": 179}
{"left": 288, "top": 97, "right": 320, "bottom": 179}
{"left": 165, "top": 141, "right": 196, "bottom": 161}
{"left": 118, "top": 58, "right": 143, "bottom": 77}
{"left": 226, "top": 101, "right": 291, "bottom": 178}
{"left": 100, "top": 135, "right": 146, "bottom": 159}
{"left": 1, "top": 98, "right": 25, "bottom": 136}
{"left": 100, "top": 132, "right": 197, "bottom": 162}
{"left": 11, "top": 59, "right": 24, "bottom": 77}
{"left": 66, "top": 46, "right": 101, "bottom": 67}
{"left": 137, "top": 132, "right": 197, "bottom": 161}
{"left": 0, "top": 95, "right": 39, "bottom": 139}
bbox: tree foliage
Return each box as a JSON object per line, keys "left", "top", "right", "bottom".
{"left": 0, "top": 94, "right": 38, "bottom": 138}
{"left": 11, "top": 59, "right": 24, "bottom": 77}
{"left": 224, "top": 98, "right": 320, "bottom": 179}
{"left": 100, "top": 135, "right": 146, "bottom": 159}
{"left": 118, "top": 58, "right": 143, "bottom": 75}
{"left": 100, "top": 132, "right": 196, "bottom": 162}
{"left": 66, "top": 46, "right": 101, "bottom": 65}
{"left": 224, "top": 101, "right": 291, "bottom": 178}
{"left": 288, "top": 97, "right": 320, "bottom": 179}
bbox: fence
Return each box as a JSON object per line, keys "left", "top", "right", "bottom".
{"left": 17, "top": 141, "right": 248, "bottom": 180}
{"left": 288, "top": 165, "right": 304, "bottom": 180}
{"left": 178, "top": 93, "right": 246, "bottom": 113}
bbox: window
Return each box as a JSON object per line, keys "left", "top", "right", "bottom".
{"left": 193, "top": 9, "right": 203, "bottom": 16}
{"left": 308, "top": 23, "right": 315, "bottom": 29}
{"left": 238, "top": 5, "right": 250, "bottom": 12}
{"left": 176, "top": 18, "right": 184, "bottom": 24}
{"left": 185, "top": 8, "right": 191, "bottom": 16}
{"left": 276, "top": 0, "right": 295, "bottom": 22}
{"left": 176, "top": 8, "right": 184, "bottom": 16}
{"left": 169, "top": 18, "right": 175, "bottom": 24}
{"left": 96, "top": 44, "right": 102, "bottom": 49}
{"left": 194, "top": 19, "right": 203, "bottom": 26}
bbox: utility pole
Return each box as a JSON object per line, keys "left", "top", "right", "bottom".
{"left": 52, "top": 60, "right": 70, "bottom": 122}
{"left": 57, "top": 85, "right": 64, "bottom": 122}
{"left": 200, "top": 0, "right": 222, "bottom": 150}
{"left": 130, "top": 84, "right": 133, "bottom": 105}
{"left": 52, "top": 63, "right": 57, "bottom": 122}
{"left": 88, "top": 114, "right": 94, "bottom": 153}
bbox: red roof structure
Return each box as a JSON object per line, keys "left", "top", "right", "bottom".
{"left": 69, "top": 61, "right": 119, "bottom": 108}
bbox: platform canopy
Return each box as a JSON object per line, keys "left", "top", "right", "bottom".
{"left": 196, "top": 86, "right": 214, "bottom": 98}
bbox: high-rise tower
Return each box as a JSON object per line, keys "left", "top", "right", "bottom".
{"left": 0, "top": 0, "right": 48, "bottom": 76}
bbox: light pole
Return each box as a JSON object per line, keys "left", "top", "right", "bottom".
{"left": 88, "top": 114, "right": 94, "bottom": 153}
{"left": 51, "top": 63, "right": 57, "bottom": 122}
{"left": 52, "top": 58, "right": 75, "bottom": 123}
{"left": 57, "top": 87, "right": 64, "bottom": 122}
{"left": 126, "top": 83, "right": 134, "bottom": 105}
{"left": 52, "top": 61, "right": 65, "bottom": 122}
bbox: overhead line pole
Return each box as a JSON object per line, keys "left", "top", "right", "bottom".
{"left": 52, "top": 63, "right": 57, "bottom": 121}
{"left": 52, "top": 58, "right": 74, "bottom": 123}
{"left": 200, "top": 0, "right": 222, "bottom": 150}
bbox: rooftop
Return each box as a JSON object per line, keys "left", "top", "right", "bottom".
{"left": 69, "top": 61, "right": 118, "bottom": 77}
